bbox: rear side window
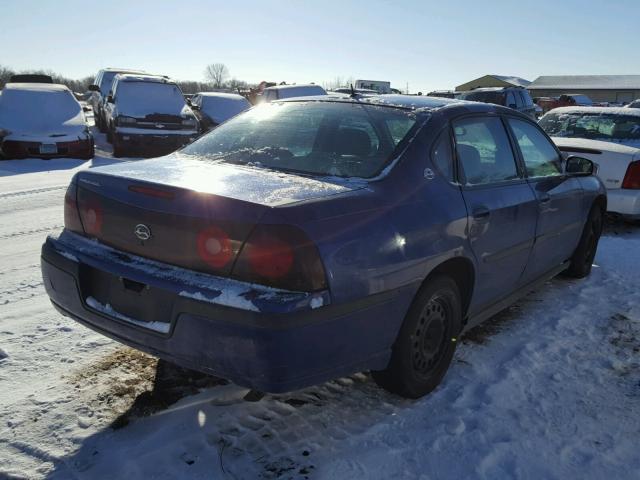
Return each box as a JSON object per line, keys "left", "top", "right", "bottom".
{"left": 453, "top": 117, "right": 520, "bottom": 185}
{"left": 514, "top": 91, "right": 524, "bottom": 108}
{"left": 506, "top": 91, "right": 517, "bottom": 108}
{"left": 432, "top": 131, "right": 454, "bottom": 182}
{"left": 507, "top": 118, "right": 562, "bottom": 177}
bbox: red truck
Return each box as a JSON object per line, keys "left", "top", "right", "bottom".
{"left": 535, "top": 94, "right": 593, "bottom": 115}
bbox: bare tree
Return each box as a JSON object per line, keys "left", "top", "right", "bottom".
{"left": 204, "top": 63, "right": 229, "bottom": 88}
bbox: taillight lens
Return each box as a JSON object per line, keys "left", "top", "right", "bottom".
{"left": 232, "top": 225, "right": 327, "bottom": 292}
{"left": 622, "top": 161, "right": 640, "bottom": 189}
{"left": 63, "top": 179, "right": 83, "bottom": 233}
{"left": 79, "top": 201, "right": 103, "bottom": 237}
{"left": 196, "top": 226, "right": 233, "bottom": 269}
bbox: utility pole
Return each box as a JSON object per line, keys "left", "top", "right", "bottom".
{"left": 406, "top": 82, "right": 409, "bottom": 94}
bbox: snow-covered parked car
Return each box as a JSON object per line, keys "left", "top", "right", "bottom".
{"left": 190, "top": 92, "right": 251, "bottom": 133}
{"left": 103, "top": 74, "right": 199, "bottom": 157}
{"left": 260, "top": 84, "right": 327, "bottom": 102}
{"left": 539, "top": 106, "right": 640, "bottom": 219}
{"left": 625, "top": 99, "right": 640, "bottom": 109}
{"left": 0, "top": 83, "right": 94, "bottom": 160}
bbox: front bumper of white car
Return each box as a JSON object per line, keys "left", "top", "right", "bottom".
{"left": 607, "top": 189, "right": 640, "bottom": 219}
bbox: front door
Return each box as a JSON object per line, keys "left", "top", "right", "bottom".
{"left": 453, "top": 116, "right": 539, "bottom": 315}
{"left": 505, "top": 117, "right": 585, "bottom": 281}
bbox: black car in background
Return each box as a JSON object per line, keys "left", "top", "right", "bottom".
{"left": 459, "top": 87, "right": 536, "bottom": 119}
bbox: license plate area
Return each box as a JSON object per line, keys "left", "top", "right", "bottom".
{"left": 39, "top": 143, "right": 58, "bottom": 154}
{"left": 80, "top": 265, "right": 173, "bottom": 325}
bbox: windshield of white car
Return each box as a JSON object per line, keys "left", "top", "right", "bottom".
{"left": 539, "top": 112, "right": 640, "bottom": 141}
{"left": 0, "top": 88, "right": 81, "bottom": 131}
{"left": 181, "top": 101, "right": 424, "bottom": 178}
{"left": 116, "top": 82, "right": 187, "bottom": 118}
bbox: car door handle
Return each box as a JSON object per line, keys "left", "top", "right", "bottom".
{"left": 472, "top": 206, "right": 491, "bottom": 219}
{"left": 539, "top": 194, "right": 551, "bottom": 205}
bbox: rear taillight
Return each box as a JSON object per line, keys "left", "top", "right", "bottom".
{"left": 622, "top": 161, "right": 640, "bottom": 189}
{"left": 196, "top": 226, "right": 234, "bottom": 269}
{"left": 63, "top": 179, "right": 83, "bottom": 233}
{"left": 232, "top": 225, "right": 327, "bottom": 292}
{"left": 79, "top": 201, "right": 103, "bottom": 237}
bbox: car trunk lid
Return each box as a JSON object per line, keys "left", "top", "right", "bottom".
{"left": 74, "top": 154, "right": 363, "bottom": 276}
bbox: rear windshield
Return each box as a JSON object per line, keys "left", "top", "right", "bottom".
{"left": 459, "top": 91, "right": 505, "bottom": 106}
{"left": 181, "top": 101, "right": 423, "bottom": 178}
{"left": 116, "top": 82, "right": 186, "bottom": 117}
{"left": 539, "top": 112, "right": 640, "bottom": 142}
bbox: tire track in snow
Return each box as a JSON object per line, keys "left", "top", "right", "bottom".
{"left": 0, "top": 185, "right": 66, "bottom": 200}
{"left": 0, "top": 224, "right": 63, "bottom": 240}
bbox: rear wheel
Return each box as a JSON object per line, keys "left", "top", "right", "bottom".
{"left": 565, "top": 204, "right": 603, "bottom": 278}
{"left": 372, "top": 275, "right": 462, "bottom": 398}
{"left": 112, "top": 136, "right": 126, "bottom": 158}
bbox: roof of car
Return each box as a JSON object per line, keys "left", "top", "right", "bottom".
{"left": 114, "top": 74, "right": 174, "bottom": 84}
{"left": 2, "top": 83, "right": 71, "bottom": 93}
{"left": 264, "top": 84, "right": 325, "bottom": 91}
{"left": 467, "top": 87, "right": 520, "bottom": 92}
{"left": 279, "top": 93, "right": 463, "bottom": 111}
{"left": 545, "top": 106, "right": 640, "bottom": 118}
{"left": 101, "top": 68, "right": 148, "bottom": 74}
{"left": 196, "top": 92, "right": 248, "bottom": 100}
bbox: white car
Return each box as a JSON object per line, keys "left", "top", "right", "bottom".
{"left": 260, "top": 84, "right": 326, "bottom": 102}
{"left": 0, "top": 83, "right": 94, "bottom": 159}
{"left": 539, "top": 106, "right": 640, "bottom": 219}
{"left": 190, "top": 92, "right": 251, "bottom": 132}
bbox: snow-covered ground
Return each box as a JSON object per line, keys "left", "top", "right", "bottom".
{"left": 1, "top": 129, "right": 639, "bottom": 479}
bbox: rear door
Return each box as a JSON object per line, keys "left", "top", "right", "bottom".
{"left": 453, "top": 115, "right": 538, "bottom": 314}
{"left": 505, "top": 117, "right": 585, "bottom": 280}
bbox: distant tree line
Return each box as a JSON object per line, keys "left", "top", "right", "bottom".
{"left": 0, "top": 62, "right": 352, "bottom": 95}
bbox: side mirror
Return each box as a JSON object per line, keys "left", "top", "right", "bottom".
{"left": 106, "top": 95, "right": 114, "bottom": 103}
{"left": 565, "top": 156, "right": 595, "bottom": 176}
{"left": 88, "top": 84, "right": 100, "bottom": 92}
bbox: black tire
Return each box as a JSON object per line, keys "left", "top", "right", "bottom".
{"left": 565, "top": 204, "right": 603, "bottom": 278}
{"left": 96, "top": 113, "right": 105, "bottom": 133}
{"left": 112, "top": 136, "right": 125, "bottom": 158}
{"left": 372, "top": 275, "right": 462, "bottom": 398}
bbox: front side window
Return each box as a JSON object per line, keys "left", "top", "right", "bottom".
{"left": 453, "top": 117, "right": 520, "bottom": 185}
{"left": 507, "top": 118, "right": 562, "bottom": 177}
{"left": 539, "top": 112, "right": 640, "bottom": 142}
{"left": 181, "top": 102, "right": 424, "bottom": 178}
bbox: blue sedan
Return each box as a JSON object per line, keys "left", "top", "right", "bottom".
{"left": 41, "top": 95, "right": 606, "bottom": 398}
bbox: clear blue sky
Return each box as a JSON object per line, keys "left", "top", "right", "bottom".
{"left": 1, "top": 0, "right": 637, "bottom": 92}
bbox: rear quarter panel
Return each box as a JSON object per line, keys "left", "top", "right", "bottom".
{"left": 262, "top": 122, "right": 472, "bottom": 305}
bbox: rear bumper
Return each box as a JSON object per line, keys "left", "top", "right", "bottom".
{"left": 41, "top": 232, "right": 411, "bottom": 392}
{"left": 1, "top": 138, "right": 94, "bottom": 160}
{"left": 607, "top": 189, "right": 640, "bottom": 218}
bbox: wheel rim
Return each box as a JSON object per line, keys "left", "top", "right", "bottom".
{"left": 411, "top": 296, "right": 450, "bottom": 375}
